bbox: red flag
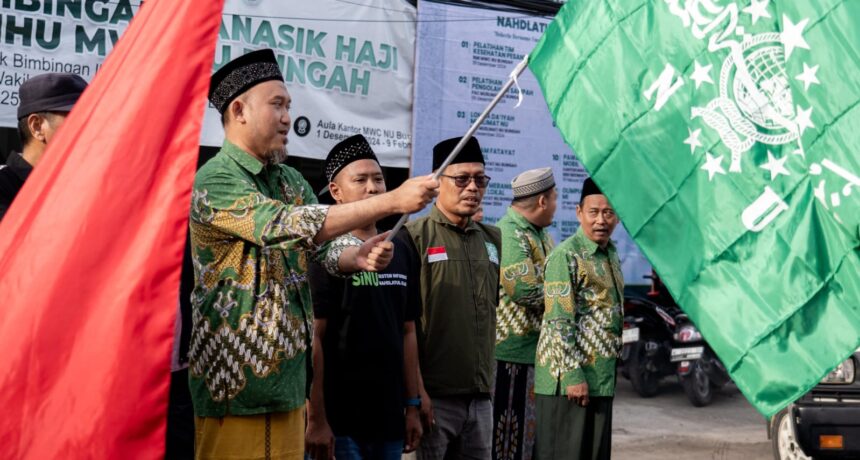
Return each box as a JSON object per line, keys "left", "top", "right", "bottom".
{"left": 0, "top": 0, "right": 224, "bottom": 457}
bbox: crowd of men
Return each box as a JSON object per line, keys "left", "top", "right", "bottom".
{"left": 0, "top": 48, "right": 624, "bottom": 460}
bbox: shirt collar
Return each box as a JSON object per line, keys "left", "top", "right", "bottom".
{"left": 574, "top": 227, "right": 615, "bottom": 255}
{"left": 430, "top": 204, "right": 478, "bottom": 233}
{"left": 5, "top": 152, "right": 33, "bottom": 182}
{"left": 221, "top": 139, "right": 264, "bottom": 176}
{"left": 506, "top": 207, "right": 542, "bottom": 233}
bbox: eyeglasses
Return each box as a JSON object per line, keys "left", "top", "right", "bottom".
{"left": 439, "top": 174, "right": 491, "bottom": 188}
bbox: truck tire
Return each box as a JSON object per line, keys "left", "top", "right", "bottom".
{"left": 770, "top": 408, "right": 812, "bottom": 460}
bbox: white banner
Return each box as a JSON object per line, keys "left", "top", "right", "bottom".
{"left": 0, "top": 0, "right": 416, "bottom": 167}
{"left": 411, "top": 1, "right": 651, "bottom": 282}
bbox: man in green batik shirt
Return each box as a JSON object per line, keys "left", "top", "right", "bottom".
{"left": 493, "top": 167, "right": 557, "bottom": 460}
{"left": 534, "top": 178, "right": 623, "bottom": 460}
{"left": 189, "top": 49, "right": 438, "bottom": 460}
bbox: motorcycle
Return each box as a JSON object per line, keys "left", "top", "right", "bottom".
{"left": 620, "top": 293, "right": 680, "bottom": 397}
{"left": 671, "top": 314, "right": 731, "bottom": 407}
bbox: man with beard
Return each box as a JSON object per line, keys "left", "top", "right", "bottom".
{"left": 396, "top": 136, "right": 501, "bottom": 460}
{"left": 306, "top": 134, "right": 422, "bottom": 460}
{"left": 534, "top": 178, "right": 623, "bottom": 460}
{"left": 189, "top": 49, "right": 438, "bottom": 460}
{"left": 493, "top": 168, "right": 557, "bottom": 460}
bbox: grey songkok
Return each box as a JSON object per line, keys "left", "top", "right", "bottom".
{"left": 512, "top": 167, "right": 555, "bottom": 199}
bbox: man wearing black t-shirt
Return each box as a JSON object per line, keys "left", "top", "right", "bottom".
{"left": 306, "top": 135, "right": 423, "bottom": 460}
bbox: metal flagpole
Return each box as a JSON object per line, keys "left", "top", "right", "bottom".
{"left": 385, "top": 54, "right": 531, "bottom": 242}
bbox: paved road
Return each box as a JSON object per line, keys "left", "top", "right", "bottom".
{"left": 404, "top": 376, "right": 774, "bottom": 460}
{"left": 613, "top": 376, "right": 774, "bottom": 460}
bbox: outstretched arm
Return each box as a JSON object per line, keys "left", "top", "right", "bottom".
{"left": 313, "top": 175, "right": 438, "bottom": 244}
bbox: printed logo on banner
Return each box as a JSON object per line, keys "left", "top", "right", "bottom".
{"left": 294, "top": 116, "right": 311, "bottom": 137}
{"left": 426, "top": 246, "right": 448, "bottom": 263}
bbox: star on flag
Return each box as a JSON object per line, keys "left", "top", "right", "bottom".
{"left": 684, "top": 127, "right": 703, "bottom": 154}
{"left": 796, "top": 63, "right": 820, "bottom": 91}
{"left": 743, "top": 0, "right": 771, "bottom": 25}
{"left": 690, "top": 60, "right": 713, "bottom": 89}
{"left": 781, "top": 15, "right": 811, "bottom": 59}
{"left": 701, "top": 153, "right": 726, "bottom": 181}
{"left": 760, "top": 150, "right": 791, "bottom": 181}
{"left": 795, "top": 105, "right": 815, "bottom": 135}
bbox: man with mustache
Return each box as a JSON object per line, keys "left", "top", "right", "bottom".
{"left": 189, "top": 49, "right": 438, "bottom": 460}
{"left": 534, "top": 178, "right": 623, "bottom": 460}
{"left": 396, "top": 136, "right": 502, "bottom": 460}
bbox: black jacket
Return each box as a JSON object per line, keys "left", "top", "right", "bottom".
{"left": 0, "top": 153, "right": 33, "bottom": 222}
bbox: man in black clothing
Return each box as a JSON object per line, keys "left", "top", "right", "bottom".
{"left": 306, "top": 134, "right": 423, "bottom": 460}
{"left": 0, "top": 73, "right": 87, "bottom": 222}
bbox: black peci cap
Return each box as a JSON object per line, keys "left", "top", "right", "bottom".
{"left": 208, "top": 49, "right": 284, "bottom": 114}
{"left": 432, "top": 136, "right": 484, "bottom": 171}
{"left": 580, "top": 177, "right": 603, "bottom": 202}
{"left": 320, "top": 135, "right": 380, "bottom": 196}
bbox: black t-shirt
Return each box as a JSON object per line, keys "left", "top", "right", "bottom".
{"left": 309, "top": 234, "right": 420, "bottom": 442}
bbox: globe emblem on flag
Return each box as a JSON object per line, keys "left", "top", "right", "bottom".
{"left": 692, "top": 33, "right": 800, "bottom": 172}
{"left": 733, "top": 42, "right": 795, "bottom": 131}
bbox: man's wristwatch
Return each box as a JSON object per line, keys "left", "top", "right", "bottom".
{"left": 405, "top": 396, "right": 422, "bottom": 409}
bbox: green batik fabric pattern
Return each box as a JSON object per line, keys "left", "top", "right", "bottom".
{"left": 535, "top": 229, "right": 624, "bottom": 397}
{"left": 188, "top": 140, "right": 329, "bottom": 417}
{"left": 496, "top": 208, "right": 555, "bottom": 364}
{"left": 529, "top": 0, "right": 860, "bottom": 415}
{"left": 322, "top": 233, "right": 363, "bottom": 278}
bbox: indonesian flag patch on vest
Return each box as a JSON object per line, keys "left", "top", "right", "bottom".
{"left": 427, "top": 246, "right": 448, "bottom": 263}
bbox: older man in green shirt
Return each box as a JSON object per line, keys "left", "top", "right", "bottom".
{"left": 534, "top": 178, "right": 623, "bottom": 460}
{"left": 189, "top": 49, "right": 438, "bottom": 460}
{"left": 493, "top": 167, "right": 557, "bottom": 460}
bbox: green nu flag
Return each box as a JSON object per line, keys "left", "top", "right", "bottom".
{"left": 530, "top": 0, "right": 860, "bottom": 416}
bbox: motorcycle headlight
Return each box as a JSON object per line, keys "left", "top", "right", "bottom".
{"left": 821, "top": 358, "right": 855, "bottom": 384}
{"left": 673, "top": 325, "right": 702, "bottom": 343}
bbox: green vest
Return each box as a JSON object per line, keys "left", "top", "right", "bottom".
{"left": 403, "top": 206, "right": 502, "bottom": 396}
